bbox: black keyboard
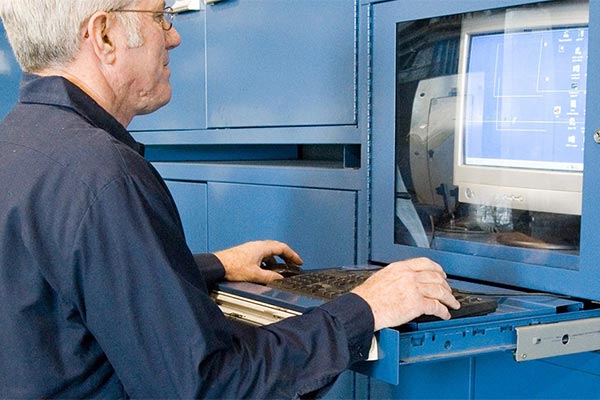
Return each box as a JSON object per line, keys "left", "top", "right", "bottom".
{"left": 267, "top": 269, "right": 498, "bottom": 323}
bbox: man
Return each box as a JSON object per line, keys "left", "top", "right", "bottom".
{"left": 0, "top": 0, "right": 459, "bottom": 398}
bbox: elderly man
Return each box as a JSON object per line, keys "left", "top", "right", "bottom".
{"left": 0, "top": 0, "right": 459, "bottom": 398}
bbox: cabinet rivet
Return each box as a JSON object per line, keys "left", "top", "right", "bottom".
{"left": 594, "top": 130, "right": 600, "bottom": 143}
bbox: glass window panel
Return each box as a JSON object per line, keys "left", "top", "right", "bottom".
{"left": 394, "top": 0, "right": 588, "bottom": 263}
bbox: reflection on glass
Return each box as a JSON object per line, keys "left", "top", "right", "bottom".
{"left": 394, "top": 0, "right": 587, "bottom": 259}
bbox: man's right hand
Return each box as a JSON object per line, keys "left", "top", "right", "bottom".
{"left": 351, "top": 258, "right": 460, "bottom": 331}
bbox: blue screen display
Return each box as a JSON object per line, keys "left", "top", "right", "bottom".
{"left": 463, "top": 26, "right": 587, "bottom": 172}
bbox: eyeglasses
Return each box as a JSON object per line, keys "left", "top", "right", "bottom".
{"left": 112, "top": 6, "right": 176, "bottom": 31}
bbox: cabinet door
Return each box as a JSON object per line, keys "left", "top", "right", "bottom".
{"left": 205, "top": 0, "right": 356, "bottom": 128}
{"left": 207, "top": 182, "right": 357, "bottom": 268}
{"left": 130, "top": 0, "right": 356, "bottom": 132}
{"left": 165, "top": 180, "right": 208, "bottom": 253}
{"left": 473, "top": 352, "right": 600, "bottom": 399}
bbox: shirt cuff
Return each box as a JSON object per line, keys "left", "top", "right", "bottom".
{"left": 193, "top": 253, "right": 226, "bottom": 287}
{"left": 318, "top": 293, "right": 375, "bottom": 364}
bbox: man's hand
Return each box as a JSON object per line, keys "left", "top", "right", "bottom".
{"left": 214, "top": 240, "right": 304, "bottom": 284}
{"left": 351, "top": 258, "right": 460, "bottom": 331}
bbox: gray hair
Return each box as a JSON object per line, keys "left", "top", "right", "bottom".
{"left": 0, "top": 0, "right": 141, "bottom": 72}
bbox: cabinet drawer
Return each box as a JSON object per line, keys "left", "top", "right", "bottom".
{"left": 207, "top": 182, "right": 357, "bottom": 268}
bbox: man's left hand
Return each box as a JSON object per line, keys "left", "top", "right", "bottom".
{"left": 214, "top": 240, "right": 304, "bottom": 284}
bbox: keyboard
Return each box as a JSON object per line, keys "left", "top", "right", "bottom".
{"left": 267, "top": 269, "right": 498, "bottom": 323}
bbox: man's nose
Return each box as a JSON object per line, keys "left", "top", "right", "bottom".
{"left": 166, "top": 26, "right": 181, "bottom": 50}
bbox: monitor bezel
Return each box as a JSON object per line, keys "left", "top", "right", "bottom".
{"left": 453, "top": 0, "right": 588, "bottom": 215}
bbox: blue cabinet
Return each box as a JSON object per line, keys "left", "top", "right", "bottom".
{"left": 207, "top": 182, "right": 357, "bottom": 268}
{"left": 204, "top": 0, "right": 356, "bottom": 128}
{"left": 356, "top": 0, "right": 600, "bottom": 397}
{"left": 129, "top": 0, "right": 356, "bottom": 132}
{"left": 163, "top": 171, "right": 359, "bottom": 268}
{"left": 367, "top": 351, "right": 600, "bottom": 399}
{"left": 367, "top": 0, "right": 600, "bottom": 300}
{"left": 472, "top": 352, "right": 600, "bottom": 399}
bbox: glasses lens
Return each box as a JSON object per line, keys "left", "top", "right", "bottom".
{"left": 162, "top": 7, "right": 174, "bottom": 30}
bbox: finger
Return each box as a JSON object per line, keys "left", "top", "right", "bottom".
{"left": 422, "top": 298, "right": 452, "bottom": 320}
{"left": 414, "top": 269, "right": 449, "bottom": 284}
{"left": 415, "top": 271, "right": 454, "bottom": 294}
{"left": 420, "top": 282, "right": 461, "bottom": 310}
{"left": 413, "top": 258, "right": 446, "bottom": 276}
{"left": 390, "top": 257, "right": 446, "bottom": 276}
{"left": 255, "top": 269, "right": 284, "bottom": 284}
{"left": 266, "top": 241, "right": 304, "bottom": 265}
{"left": 446, "top": 296, "right": 461, "bottom": 310}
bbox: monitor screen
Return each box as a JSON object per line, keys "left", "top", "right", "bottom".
{"left": 464, "top": 28, "right": 586, "bottom": 173}
{"left": 454, "top": 3, "right": 588, "bottom": 216}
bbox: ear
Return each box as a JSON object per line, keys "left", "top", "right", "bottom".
{"left": 85, "top": 12, "right": 118, "bottom": 65}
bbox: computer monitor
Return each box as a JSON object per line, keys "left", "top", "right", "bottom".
{"left": 453, "top": 0, "right": 588, "bottom": 217}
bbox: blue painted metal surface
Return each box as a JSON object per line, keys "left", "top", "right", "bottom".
{"left": 133, "top": 125, "right": 363, "bottom": 146}
{"left": 165, "top": 180, "right": 208, "bottom": 253}
{"left": 473, "top": 351, "right": 600, "bottom": 398}
{"left": 206, "top": 182, "right": 358, "bottom": 268}
{"left": 153, "top": 161, "right": 364, "bottom": 191}
{"left": 370, "top": 357, "right": 474, "bottom": 399}
{"left": 0, "top": 22, "right": 21, "bottom": 122}
{"left": 205, "top": 0, "right": 356, "bottom": 128}
{"left": 368, "top": 350, "right": 600, "bottom": 399}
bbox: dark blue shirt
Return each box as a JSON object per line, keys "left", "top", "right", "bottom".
{"left": 0, "top": 74, "right": 374, "bottom": 398}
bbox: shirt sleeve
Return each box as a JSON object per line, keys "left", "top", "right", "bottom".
{"left": 192, "top": 253, "right": 226, "bottom": 287}
{"left": 66, "top": 173, "right": 375, "bottom": 399}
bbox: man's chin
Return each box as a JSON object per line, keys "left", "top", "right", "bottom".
{"left": 138, "top": 94, "right": 172, "bottom": 116}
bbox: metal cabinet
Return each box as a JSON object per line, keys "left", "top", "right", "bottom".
{"left": 155, "top": 159, "right": 365, "bottom": 265}
{"left": 367, "top": 351, "right": 600, "bottom": 399}
{"left": 129, "top": 0, "right": 356, "bottom": 132}
{"left": 368, "top": 0, "right": 600, "bottom": 302}
{"left": 206, "top": 181, "right": 357, "bottom": 268}
{"left": 353, "top": 0, "right": 600, "bottom": 396}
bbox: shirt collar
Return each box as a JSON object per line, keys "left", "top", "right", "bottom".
{"left": 18, "top": 73, "right": 145, "bottom": 156}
